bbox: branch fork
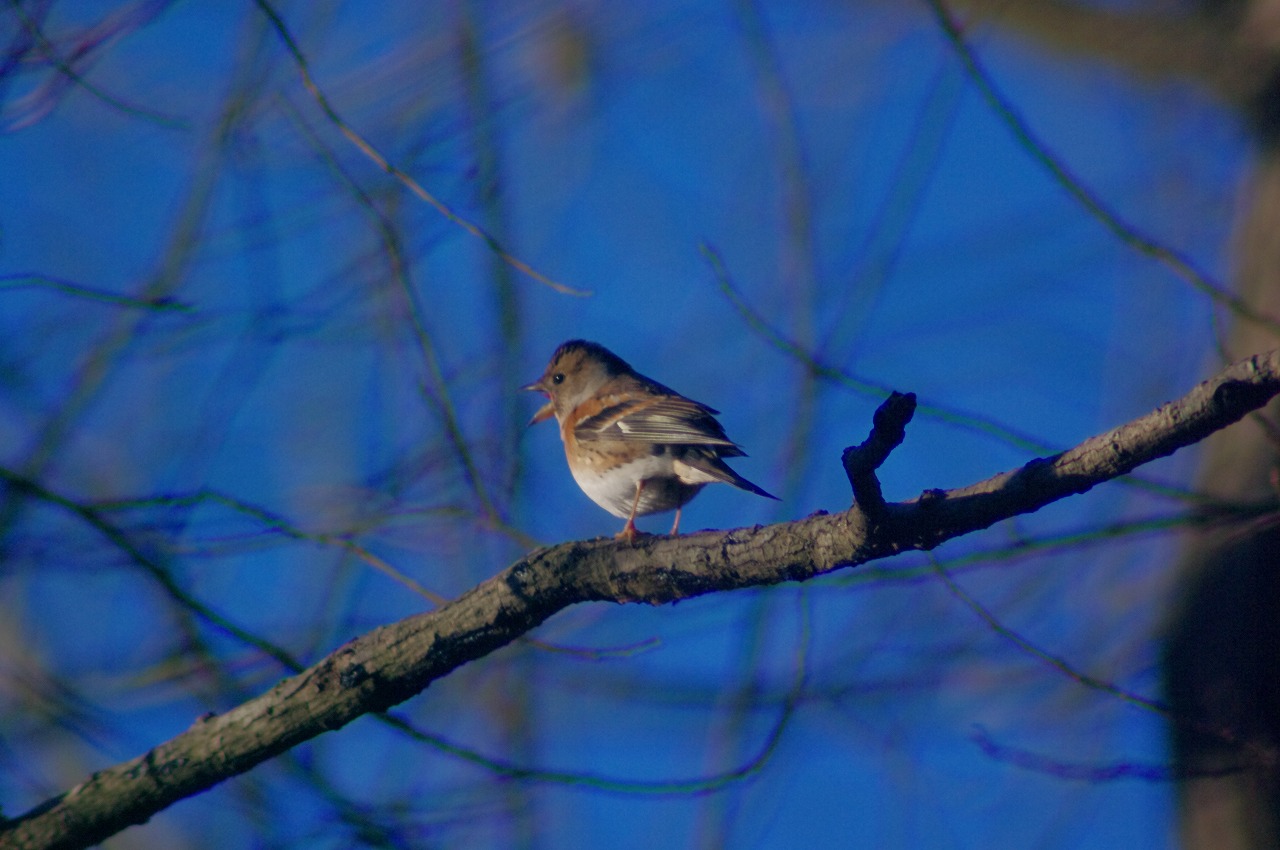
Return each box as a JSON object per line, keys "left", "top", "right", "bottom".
{"left": 841, "top": 391, "right": 917, "bottom": 519}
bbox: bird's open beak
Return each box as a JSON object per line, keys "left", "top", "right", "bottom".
{"left": 521, "top": 380, "right": 555, "bottom": 426}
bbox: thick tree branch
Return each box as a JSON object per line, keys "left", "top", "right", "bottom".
{"left": 938, "top": 0, "right": 1270, "bottom": 105}
{"left": 5, "top": 350, "right": 1280, "bottom": 850}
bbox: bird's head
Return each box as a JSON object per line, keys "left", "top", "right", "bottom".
{"left": 522, "top": 339, "right": 632, "bottom": 426}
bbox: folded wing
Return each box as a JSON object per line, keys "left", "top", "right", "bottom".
{"left": 574, "top": 394, "right": 745, "bottom": 456}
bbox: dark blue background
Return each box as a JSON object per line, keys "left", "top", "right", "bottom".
{"left": 0, "top": 2, "right": 1244, "bottom": 846}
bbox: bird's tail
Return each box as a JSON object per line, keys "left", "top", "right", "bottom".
{"left": 677, "top": 451, "right": 779, "bottom": 501}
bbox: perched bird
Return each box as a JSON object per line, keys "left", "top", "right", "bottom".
{"left": 523, "top": 339, "right": 778, "bottom": 540}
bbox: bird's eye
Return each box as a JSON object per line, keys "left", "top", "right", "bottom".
{"left": 552, "top": 373, "right": 565, "bottom": 385}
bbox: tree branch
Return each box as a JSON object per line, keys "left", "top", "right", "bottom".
{"left": 939, "top": 0, "right": 1268, "bottom": 104}
{"left": 5, "top": 349, "right": 1280, "bottom": 850}
{"left": 842, "top": 390, "right": 917, "bottom": 518}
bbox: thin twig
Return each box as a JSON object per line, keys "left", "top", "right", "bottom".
{"left": 252, "top": 0, "right": 588, "bottom": 297}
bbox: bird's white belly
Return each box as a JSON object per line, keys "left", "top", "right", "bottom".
{"left": 571, "top": 454, "right": 704, "bottom": 518}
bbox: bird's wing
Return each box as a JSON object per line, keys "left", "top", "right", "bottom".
{"left": 574, "top": 393, "right": 744, "bottom": 452}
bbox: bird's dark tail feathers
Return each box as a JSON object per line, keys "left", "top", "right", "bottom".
{"left": 690, "top": 453, "right": 779, "bottom": 501}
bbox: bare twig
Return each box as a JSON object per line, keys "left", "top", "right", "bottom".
{"left": 842, "top": 391, "right": 917, "bottom": 518}
{"left": 925, "top": 0, "right": 1280, "bottom": 333}
{"left": 252, "top": 0, "right": 588, "bottom": 297}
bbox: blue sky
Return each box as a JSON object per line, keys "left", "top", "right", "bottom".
{"left": 0, "top": 1, "right": 1249, "bottom": 846}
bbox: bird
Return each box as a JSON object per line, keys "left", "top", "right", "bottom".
{"left": 523, "top": 339, "right": 778, "bottom": 540}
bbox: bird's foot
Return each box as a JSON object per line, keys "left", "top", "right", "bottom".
{"left": 615, "top": 520, "right": 648, "bottom": 543}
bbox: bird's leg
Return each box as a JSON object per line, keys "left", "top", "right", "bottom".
{"left": 669, "top": 506, "right": 682, "bottom": 536}
{"left": 617, "top": 480, "right": 646, "bottom": 541}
